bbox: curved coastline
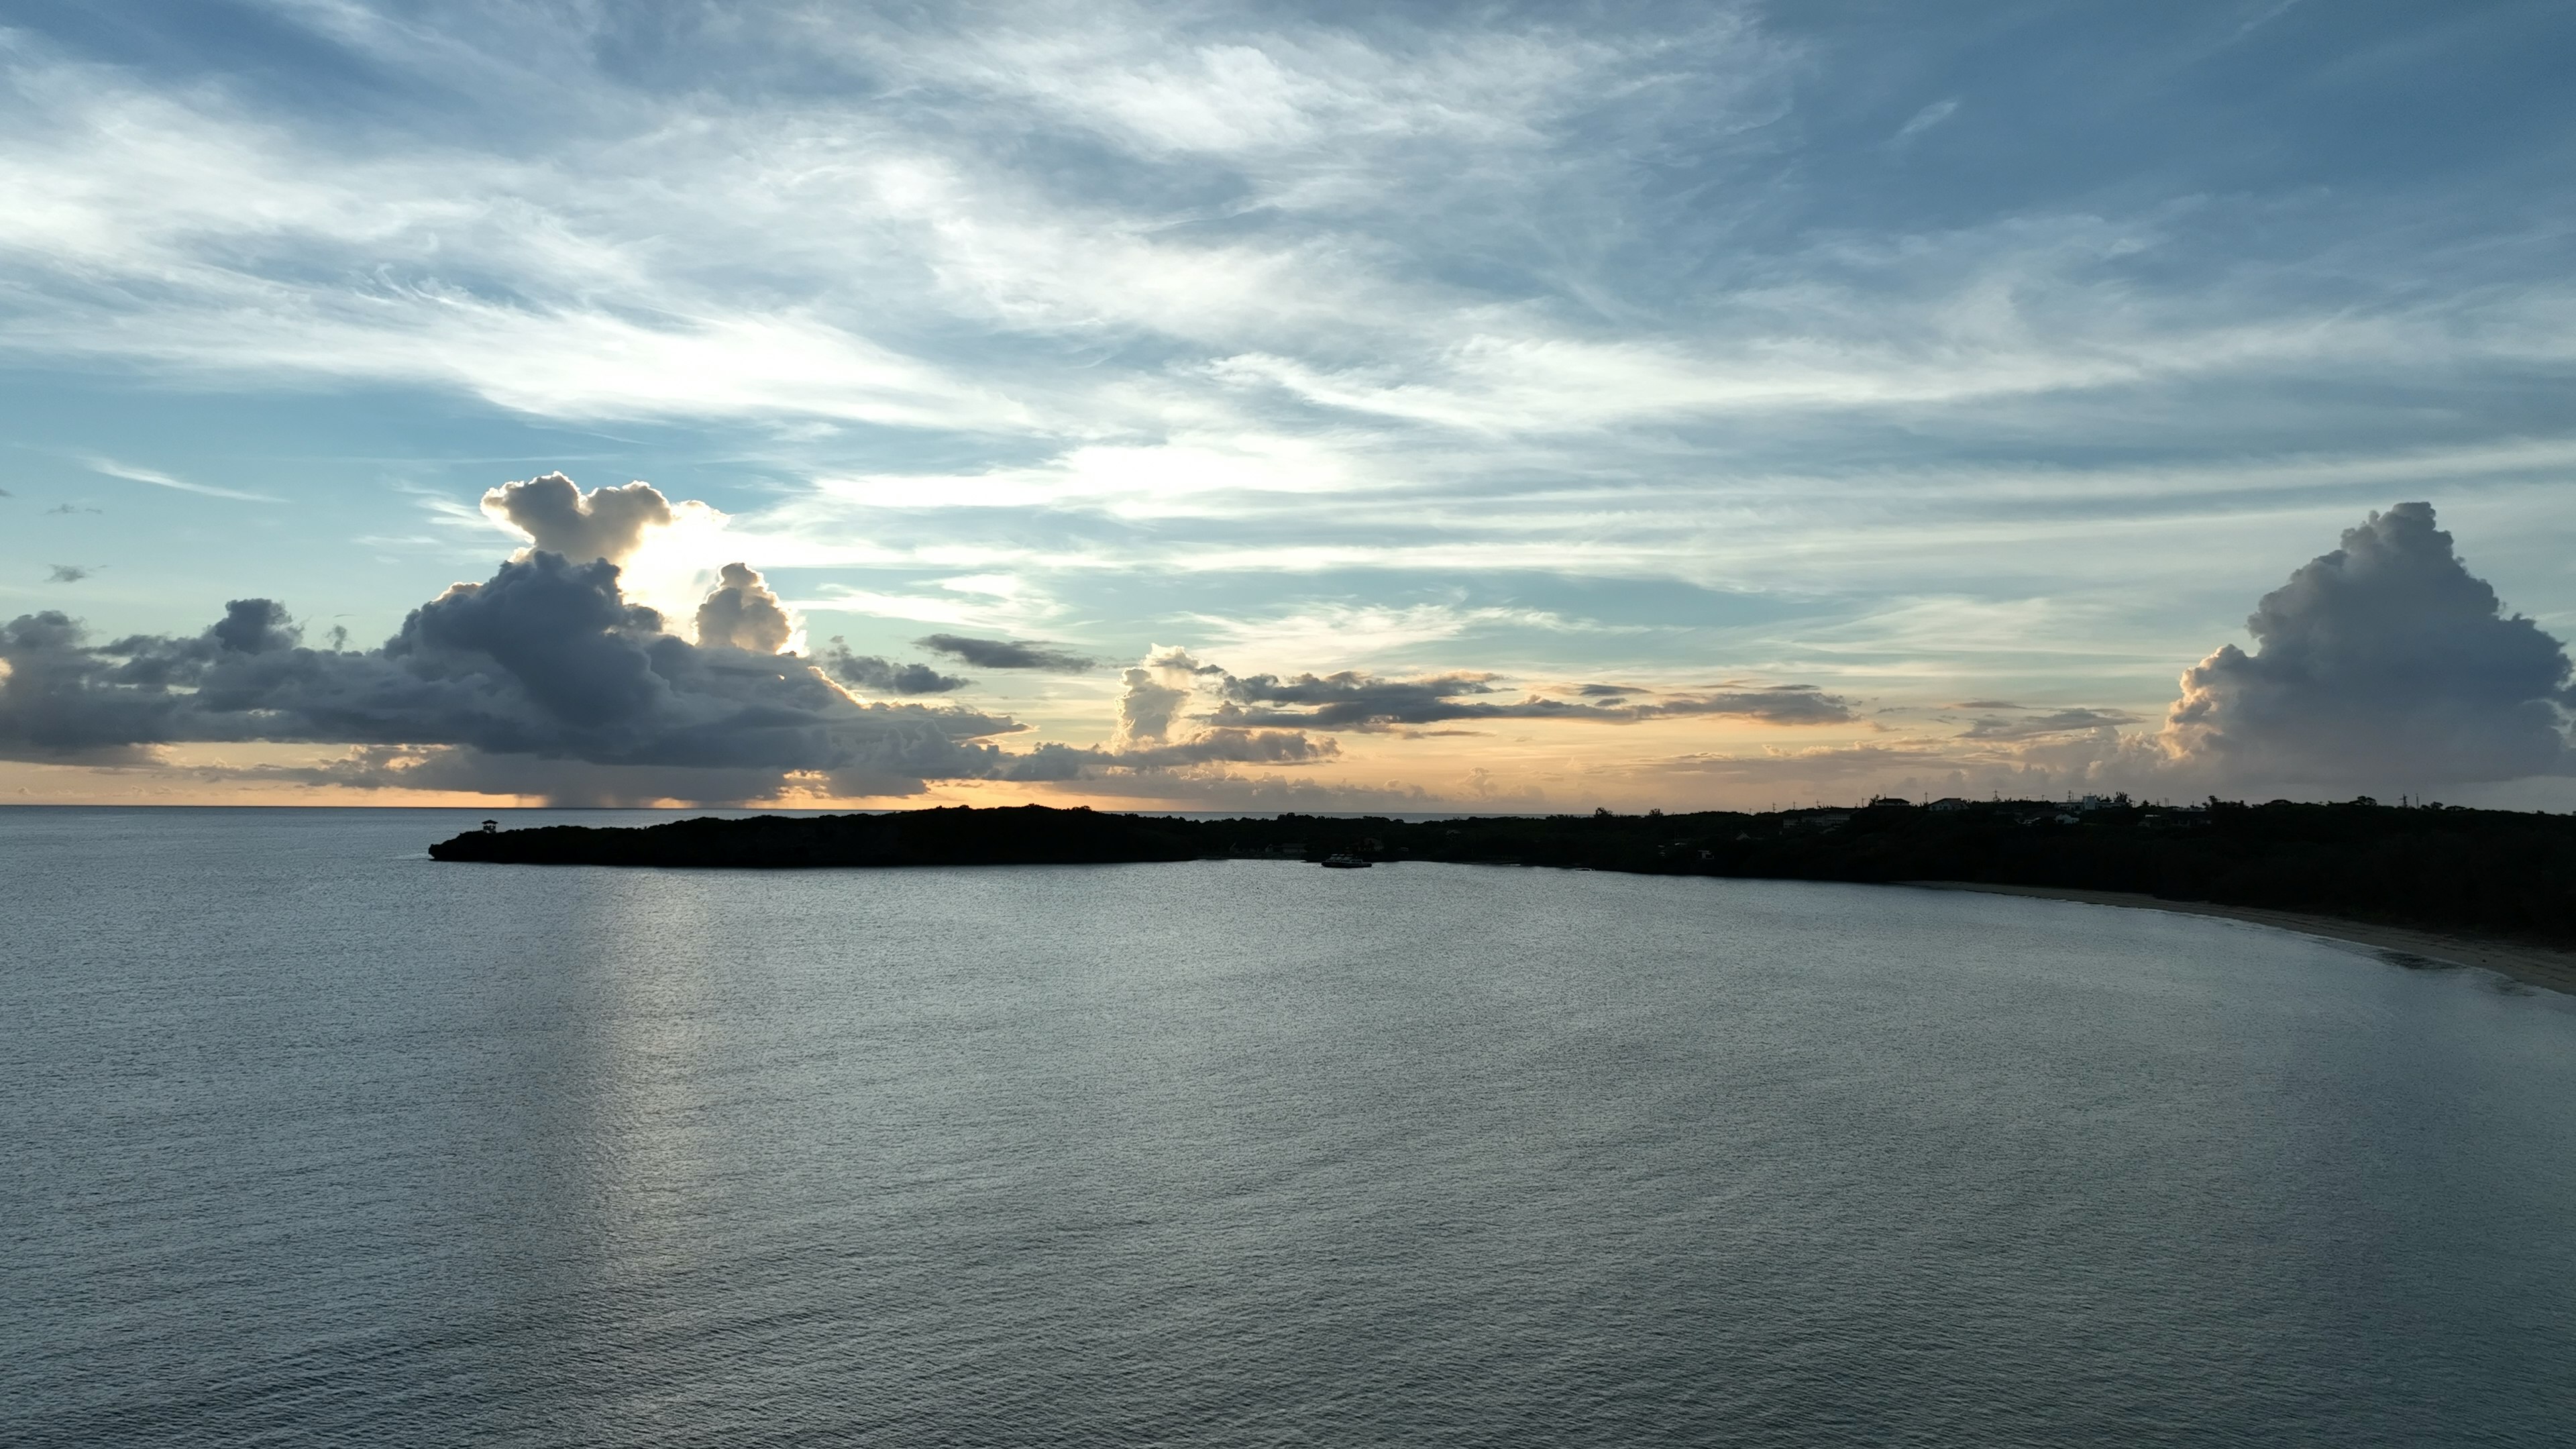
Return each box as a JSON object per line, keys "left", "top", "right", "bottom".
{"left": 1902, "top": 880, "right": 2576, "bottom": 998}
{"left": 427, "top": 805, "right": 2576, "bottom": 994}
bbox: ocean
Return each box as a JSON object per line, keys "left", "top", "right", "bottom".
{"left": 6, "top": 807, "right": 2573, "bottom": 1446}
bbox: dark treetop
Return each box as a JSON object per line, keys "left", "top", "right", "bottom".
{"left": 430, "top": 798, "right": 2576, "bottom": 946}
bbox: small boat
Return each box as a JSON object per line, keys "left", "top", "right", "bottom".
{"left": 1318, "top": 852, "right": 1373, "bottom": 869}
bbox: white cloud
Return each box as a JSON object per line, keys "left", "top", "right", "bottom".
{"left": 1, "top": 9, "right": 2564, "bottom": 480}
{"left": 1894, "top": 99, "right": 1960, "bottom": 141}
{"left": 83, "top": 458, "right": 280, "bottom": 504}
{"left": 1188, "top": 602, "right": 1597, "bottom": 672}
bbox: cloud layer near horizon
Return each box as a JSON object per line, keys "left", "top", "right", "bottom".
{"left": 7, "top": 495, "right": 2567, "bottom": 806}
{"left": 0, "top": 551, "right": 1030, "bottom": 800}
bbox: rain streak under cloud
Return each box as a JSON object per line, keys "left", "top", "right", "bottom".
{"left": 1, "top": 1, "right": 2573, "bottom": 808}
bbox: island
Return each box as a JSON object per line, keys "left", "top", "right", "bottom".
{"left": 432, "top": 796, "right": 2576, "bottom": 955}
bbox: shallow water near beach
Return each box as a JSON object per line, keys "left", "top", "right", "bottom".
{"left": 7, "top": 807, "right": 2575, "bottom": 1446}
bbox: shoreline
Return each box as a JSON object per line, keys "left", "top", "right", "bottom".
{"left": 1902, "top": 881, "right": 2576, "bottom": 999}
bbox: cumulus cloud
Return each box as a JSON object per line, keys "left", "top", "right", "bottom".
{"left": 481, "top": 472, "right": 675, "bottom": 565}
{"left": 0, "top": 551, "right": 1030, "bottom": 798}
{"left": 818, "top": 638, "right": 969, "bottom": 696}
{"left": 916, "top": 633, "right": 1097, "bottom": 671}
{"left": 694, "top": 562, "right": 794, "bottom": 653}
{"left": 1115, "top": 647, "right": 1212, "bottom": 746}
{"left": 1207, "top": 671, "right": 1858, "bottom": 731}
{"left": 45, "top": 564, "right": 90, "bottom": 583}
{"left": 2161, "top": 502, "right": 2571, "bottom": 786}
{"left": 1020, "top": 645, "right": 1335, "bottom": 777}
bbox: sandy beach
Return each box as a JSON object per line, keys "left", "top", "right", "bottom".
{"left": 1902, "top": 881, "right": 2576, "bottom": 999}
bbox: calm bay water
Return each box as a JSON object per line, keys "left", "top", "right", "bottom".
{"left": 5, "top": 807, "right": 2574, "bottom": 1446}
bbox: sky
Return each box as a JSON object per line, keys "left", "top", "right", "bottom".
{"left": 3, "top": 0, "right": 2573, "bottom": 811}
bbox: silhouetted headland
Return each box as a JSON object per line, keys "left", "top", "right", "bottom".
{"left": 431, "top": 796, "right": 2576, "bottom": 948}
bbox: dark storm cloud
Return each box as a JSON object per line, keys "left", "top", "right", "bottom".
{"left": 0, "top": 551, "right": 1027, "bottom": 796}
{"left": 1207, "top": 672, "right": 1858, "bottom": 732}
{"left": 1958, "top": 707, "right": 2137, "bottom": 741}
{"left": 818, "top": 638, "right": 969, "bottom": 696}
{"left": 2163, "top": 502, "right": 2571, "bottom": 786}
{"left": 916, "top": 634, "right": 1097, "bottom": 672}
{"left": 480, "top": 472, "right": 674, "bottom": 564}
{"left": 694, "top": 562, "right": 793, "bottom": 653}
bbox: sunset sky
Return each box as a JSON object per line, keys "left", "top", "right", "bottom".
{"left": 3, "top": 1, "right": 2573, "bottom": 810}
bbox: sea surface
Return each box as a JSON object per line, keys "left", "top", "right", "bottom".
{"left": 6, "top": 807, "right": 2575, "bottom": 1447}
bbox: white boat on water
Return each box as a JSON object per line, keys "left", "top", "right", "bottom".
{"left": 1318, "top": 853, "right": 1372, "bottom": 869}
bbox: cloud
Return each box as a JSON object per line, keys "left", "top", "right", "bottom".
{"left": 1207, "top": 670, "right": 1858, "bottom": 731}
{"left": 1885, "top": 97, "right": 1957, "bottom": 141}
{"left": 1074, "top": 645, "right": 1334, "bottom": 773}
{"left": 13, "top": 1, "right": 2549, "bottom": 476}
{"left": 1619, "top": 500, "right": 2576, "bottom": 803}
{"left": 83, "top": 457, "right": 279, "bottom": 503}
{"left": 1115, "top": 647, "right": 1209, "bottom": 746}
{"left": 916, "top": 633, "right": 1097, "bottom": 671}
{"left": 1657, "top": 742, "right": 1967, "bottom": 784}
{"left": 482, "top": 473, "right": 675, "bottom": 566}
{"left": 45, "top": 565, "right": 90, "bottom": 584}
{"left": 818, "top": 639, "right": 969, "bottom": 696}
{"left": 2233, "top": 0, "right": 2305, "bottom": 40}
{"left": 694, "top": 562, "right": 794, "bottom": 653}
{"left": 195, "top": 745, "right": 833, "bottom": 810}
{"left": 1656, "top": 686, "right": 1866, "bottom": 727}
{"left": 1894, "top": 98, "right": 1960, "bottom": 141}
{"left": 0, "top": 551, "right": 1030, "bottom": 797}
{"left": 1957, "top": 707, "right": 2137, "bottom": 741}
{"left": 1000, "top": 727, "right": 1336, "bottom": 781}
{"left": 2161, "top": 502, "right": 2571, "bottom": 786}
